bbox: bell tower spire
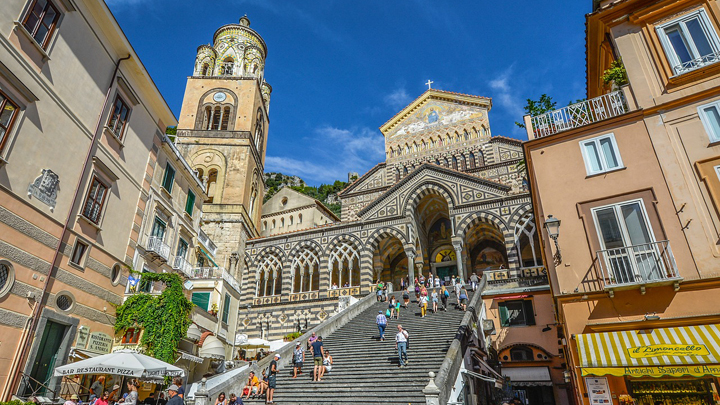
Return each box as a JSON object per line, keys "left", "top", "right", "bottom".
{"left": 174, "top": 16, "right": 272, "bottom": 269}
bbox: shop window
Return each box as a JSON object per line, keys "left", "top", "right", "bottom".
{"left": 656, "top": 9, "right": 720, "bottom": 76}
{"left": 22, "top": 0, "right": 61, "bottom": 49}
{"left": 499, "top": 300, "right": 535, "bottom": 327}
{"left": 579, "top": 133, "right": 623, "bottom": 176}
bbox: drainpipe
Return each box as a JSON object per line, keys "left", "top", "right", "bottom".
{"left": 5, "top": 55, "right": 132, "bottom": 400}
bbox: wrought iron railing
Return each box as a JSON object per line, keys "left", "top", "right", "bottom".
{"left": 597, "top": 240, "right": 680, "bottom": 289}
{"left": 483, "top": 266, "right": 548, "bottom": 291}
{"left": 146, "top": 236, "right": 170, "bottom": 261}
{"left": 172, "top": 255, "right": 193, "bottom": 277}
{"left": 198, "top": 229, "right": 218, "bottom": 256}
{"left": 673, "top": 50, "right": 720, "bottom": 75}
{"left": 192, "top": 267, "right": 241, "bottom": 293}
{"left": 530, "top": 90, "right": 627, "bottom": 138}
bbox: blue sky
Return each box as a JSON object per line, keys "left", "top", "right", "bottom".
{"left": 108, "top": 0, "right": 590, "bottom": 186}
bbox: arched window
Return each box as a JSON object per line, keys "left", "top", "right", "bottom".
{"left": 452, "top": 156, "right": 458, "bottom": 170}
{"left": 201, "top": 63, "right": 210, "bottom": 76}
{"left": 249, "top": 189, "right": 257, "bottom": 216}
{"left": 403, "top": 166, "right": 408, "bottom": 176}
{"left": 464, "top": 130, "right": 470, "bottom": 141}
{"left": 458, "top": 155, "right": 465, "bottom": 171}
{"left": 515, "top": 214, "right": 542, "bottom": 268}
{"left": 206, "top": 169, "right": 218, "bottom": 203}
{"left": 481, "top": 126, "right": 488, "bottom": 137}
{"left": 272, "top": 219, "right": 276, "bottom": 229}
{"left": 298, "top": 213, "right": 303, "bottom": 224}
{"left": 444, "top": 157, "right": 450, "bottom": 167}
{"left": 256, "top": 254, "right": 282, "bottom": 297}
{"left": 421, "top": 140, "right": 426, "bottom": 150}
{"left": 329, "top": 240, "right": 361, "bottom": 288}
{"left": 292, "top": 246, "right": 320, "bottom": 293}
{"left": 290, "top": 216, "right": 294, "bottom": 226}
{"left": 395, "top": 168, "right": 400, "bottom": 182}
{"left": 412, "top": 142, "right": 418, "bottom": 152}
{"left": 263, "top": 221, "right": 267, "bottom": 231}
{"left": 255, "top": 109, "right": 264, "bottom": 152}
{"left": 469, "top": 152, "right": 476, "bottom": 169}
{"left": 510, "top": 346, "right": 534, "bottom": 361}
{"left": 281, "top": 217, "right": 285, "bottom": 227}
{"left": 404, "top": 144, "right": 409, "bottom": 154}
{"left": 221, "top": 57, "right": 234, "bottom": 76}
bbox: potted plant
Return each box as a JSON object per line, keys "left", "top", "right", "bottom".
{"left": 602, "top": 58, "right": 628, "bottom": 91}
{"left": 209, "top": 303, "right": 219, "bottom": 317}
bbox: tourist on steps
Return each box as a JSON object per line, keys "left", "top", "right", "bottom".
{"left": 470, "top": 272, "right": 479, "bottom": 291}
{"left": 376, "top": 310, "right": 388, "bottom": 341}
{"left": 214, "top": 392, "right": 227, "bottom": 405}
{"left": 459, "top": 286, "right": 468, "bottom": 311}
{"left": 242, "top": 372, "right": 259, "bottom": 399}
{"left": 403, "top": 288, "right": 410, "bottom": 308}
{"left": 395, "top": 298, "right": 401, "bottom": 320}
{"left": 376, "top": 280, "right": 383, "bottom": 301}
{"left": 419, "top": 293, "right": 428, "bottom": 318}
{"left": 440, "top": 285, "right": 449, "bottom": 311}
{"left": 434, "top": 276, "right": 440, "bottom": 288}
{"left": 395, "top": 324, "right": 409, "bottom": 368}
{"left": 166, "top": 386, "right": 183, "bottom": 405}
{"left": 266, "top": 354, "right": 279, "bottom": 404}
{"left": 389, "top": 295, "right": 397, "bottom": 319}
{"left": 311, "top": 336, "right": 324, "bottom": 381}
{"left": 431, "top": 289, "right": 439, "bottom": 313}
{"left": 320, "top": 349, "right": 333, "bottom": 378}
{"left": 292, "top": 342, "right": 304, "bottom": 378}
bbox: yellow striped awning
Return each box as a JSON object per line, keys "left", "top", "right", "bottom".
{"left": 577, "top": 324, "right": 720, "bottom": 368}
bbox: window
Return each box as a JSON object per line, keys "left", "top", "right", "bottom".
{"left": 55, "top": 292, "right": 74, "bottom": 311}
{"left": 137, "top": 269, "right": 153, "bottom": 293}
{"left": 592, "top": 199, "right": 660, "bottom": 284}
{"left": 0, "top": 91, "right": 19, "bottom": 154}
{"left": 579, "top": 133, "right": 623, "bottom": 175}
{"left": 499, "top": 300, "right": 535, "bottom": 327}
{"left": 185, "top": 190, "right": 195, "bottom": 216}
{"left": 177, "top": 238, "right": 188, "bottom": 258}
{"left": 22, "top": 0, "right": 60, "bottom": 49}
{"left": 221, "top": 293, "right": 231, "bottom": 324}
{"left": 107, "top": 96, "right": 130, "bottom": 139}
{"left": 657, "top": 9, "right": 720, "bottom": 75}
{"left": 698, "top": 101, "right": 720, "bottom": 142}
{"left": 150, "top": 216, "right": 166, "bottom": 240}
{"left": 70, "top": 239, "right": 88, "bottom": 266}
{"left": 298, "top": 214, "right": 303, "bottom": 224}
{"left": 715, "top": 165, "right": 720, "bottom": 182}
{"left": 162, "top": 164, "right": 175, "bottom": 193}
{"left": 510, "top": 346, "right": 534, "bottom": 361}
{"left": 192, "top": 292, "right": 211, "bottom": 311}
{"left": 111, "top": 263, "right": 122, "bottom": 286}
{"left": 263, "top": 221, "right": 267, "bottom": 231}
{"left": 82, "top": 177, "right": 108, "bottom": 224}
{"left": 0, "top": 261, "right": 16, "bottom": 298}
{"left": 121, "top": 328, "right": 140, "bottom": 344}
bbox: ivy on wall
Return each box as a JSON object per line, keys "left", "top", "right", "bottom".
{"left": 114, "top": 272, "right": 193, "bottom": 364}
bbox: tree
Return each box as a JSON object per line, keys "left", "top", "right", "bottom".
{"left": 515, "top": 94, "right": 557, "bottom": 128}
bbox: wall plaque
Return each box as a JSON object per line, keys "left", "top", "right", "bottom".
{"left": 76, "top": 326, "right": 89, "bottom": 348}
{"left": 86, "top": 332, "right": 112, "bottom": 354}
{"left": 27, "top": 169, "right": 59, "bottom": 211}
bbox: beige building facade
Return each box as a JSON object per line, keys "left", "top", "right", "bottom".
{"left": 525, "top": 1, "right": 720, "bottom": 405}
{"left": 0, "top": 0, "right": 177, "bottom": 399}
{"left": 260, "top": 187, "right": 339, "bottom": 237}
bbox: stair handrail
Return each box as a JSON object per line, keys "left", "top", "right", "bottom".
{"left": 187, "top": 291, "right": 379, "bottom": 404}
{"left": 432, "top": 278, "right": 485, "bottom": 405}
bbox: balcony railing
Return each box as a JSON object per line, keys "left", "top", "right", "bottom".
{"left": 673, "top": 50, "right": 720, "bottom": 75}
{"left": 172, "top": 256, "right": 193, "bottom": 277}
{"left": 146, "top": 236, "right": 170, "bottom": 262}
{"left": 530, "top": 90, "right": 627, "bottom": 138}
{"left": 198, "top": 229, "right": 218, "bottom": 256}
{"left": 191, "top": 267, "right": 241, "bottom": 294}
{"left": 597, "top": 240, "right": 681, "bottom": 290}
{"left": 483, "top": 266, "right": 549, "bottom": 293}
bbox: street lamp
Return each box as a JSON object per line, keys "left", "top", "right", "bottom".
{"left": 544, "top": 215, "right": 562, "bottom": 265}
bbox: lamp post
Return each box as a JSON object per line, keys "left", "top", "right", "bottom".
{"left": 544, "top": 215, "right": 562, "bottom": 266}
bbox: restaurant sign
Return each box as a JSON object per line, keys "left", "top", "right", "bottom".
{"left": 86, "top": 332, "right": 112, "bottom": 354}
{"left": 627, "top": 344, "right": 710, "bottom": 359}
{"left": 583, "top": 364, "right": 720, "bottom": 378}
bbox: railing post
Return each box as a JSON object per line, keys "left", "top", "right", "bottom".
{"left": 523, "top": 114, "right": 534, "bottom": 140}
{"left": 423, "top": 372, "right": 441, "bottom": 405}
{"left": 193, "top": 378, "right": 209, "bottom": 405}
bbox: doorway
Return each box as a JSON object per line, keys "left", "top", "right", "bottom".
{"left": 436, "top": 265, "right": 457, "bottom": 282}
{"left": 24, "top": 320, "right": 67, "bottom": 396}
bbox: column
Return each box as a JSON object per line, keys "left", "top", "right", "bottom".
{"left": 453, "top": 242, "right": 465, "bottom": 281}
{"left": 407, "top": 251, "right": 415, "bottom": 288}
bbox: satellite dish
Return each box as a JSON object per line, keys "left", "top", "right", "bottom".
{"left": 235, "top": 333, "right": 248, "bottom": 346}
{"left": 183, "top": 280, "right": 194, "bottom": 290}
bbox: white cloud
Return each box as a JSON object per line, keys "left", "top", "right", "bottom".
{"left": 384, "top": 87, "right": 411, "bottom": 110}
{"left": 265, "top": 125, "right": 385, "bottom": 185}
{"left": 488, "top": 65, "right": 525, "bottom": 120}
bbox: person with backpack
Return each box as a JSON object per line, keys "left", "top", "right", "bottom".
{"left": 376, "top": 310, "right": 388, "bottom": 341}
{"left": 395, "top": 324, "right": 409, "bottom": 368}
{"left": 402, "top": 288, "right": 410, "bottom": 309}
{"left": 440, "top": 285, "right": 449, "bottom": 311}
{"left": 459, "top": 286, "right": 469, "bottom": 311}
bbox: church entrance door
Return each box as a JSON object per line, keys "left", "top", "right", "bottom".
{"left": 436, "top": 265, "right": 457, "bottom": 282}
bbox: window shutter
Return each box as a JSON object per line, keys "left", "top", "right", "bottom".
{"left": 186, "top": 191, "right": 195, "bottom": 215}
{"left": 499, "top": 303, "right": 509, "bottom": 327}
{"left": 523, "top": 300, "right": 536, "bottom": 326}
{"left": 222, "top": 294, "right": 231, "bottom": 323}
{"left": 192, "top": 292, "right": 211, "bottom": 311}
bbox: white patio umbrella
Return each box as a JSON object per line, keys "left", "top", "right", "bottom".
{"left": 241, "top": 338, "right": 270, "bottom": 348}
{"left": 53, "top": 349, "right": 184, "bottom": 379}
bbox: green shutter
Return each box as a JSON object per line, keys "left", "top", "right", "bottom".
{"left": 499, "top": 303, "right": 509, "bottom": 327}
{"left": 523, "top": 300, "right": 536, "bottom": 326}
{"left": 162, "top": 165, "right": 175, "bottom": 193}
{"left": 222, "top": 294, "right": 231, "bottom": 323}
{"left": 185, "top": 190, "right": 195, "bottom": 215}
{"left": 192, "top": 292, "right": 211, "bottom": 311}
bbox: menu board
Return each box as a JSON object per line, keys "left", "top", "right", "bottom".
{"left": 586, "top": 377, "right": 612, "bottom": 405}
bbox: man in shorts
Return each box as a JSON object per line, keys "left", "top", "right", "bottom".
{"left": 292, "top": 342, "right": 304, "bottom": 378}
{"left": 310, "top": 335, "right": 324, "bottom": 381}
{"left": 267, "top": 354, "right": 279, "bottom": 404}
{"left": 243, "top": 371, "right": 259, "bottom": 399}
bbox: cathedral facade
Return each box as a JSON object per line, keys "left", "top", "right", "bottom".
{"left": 176, "top": 18, "right": 541, "bottom": 341}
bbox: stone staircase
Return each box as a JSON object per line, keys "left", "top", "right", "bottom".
{"left": 242, "top": 292, "right": 470, "bottom": 405}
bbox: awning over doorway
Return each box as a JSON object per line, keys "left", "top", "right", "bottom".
{"left": 577, "top": 324, "right": 720, "bottom": 378}
{"left": 502, "top": 366, "right": 552, "bottom": 386}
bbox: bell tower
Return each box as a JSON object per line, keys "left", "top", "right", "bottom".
{"left": 175, "top": 16, "right": 271, "bottom": 269}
